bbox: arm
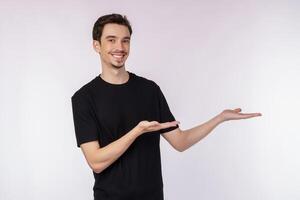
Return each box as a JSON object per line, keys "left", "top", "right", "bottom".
{"left": 162, "top": 108, "right": 262, "bottom": 152}
{"left": 80, "top": 120, "right": 179, "bottom": 174}
{"left": 80, "top": 126, "right": 141, "bottom": 174}
{"left": 162, "top": 115, "right": 222, "bottom": 152}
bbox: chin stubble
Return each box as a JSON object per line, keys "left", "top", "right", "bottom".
{"left": 111, "top": 64, "right": 124, "bottom": 69}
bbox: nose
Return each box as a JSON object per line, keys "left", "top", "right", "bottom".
{"left": 115, "top": 40, "right": 125, "bottom": 51}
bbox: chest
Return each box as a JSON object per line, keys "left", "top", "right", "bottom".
{"left": 91, "top": 87, "right": 159, "bottom": 133}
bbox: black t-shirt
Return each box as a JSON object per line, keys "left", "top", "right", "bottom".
{"left": 71, "top": 71, "right": 179, "bottom": 200}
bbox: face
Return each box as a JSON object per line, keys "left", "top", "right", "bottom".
{"left": 93, "top": 23, "right": 131, "bottom": 69}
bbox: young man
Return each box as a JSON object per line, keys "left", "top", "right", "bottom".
{"left": 71, "top": 13, "right": 262, "bottom": 200}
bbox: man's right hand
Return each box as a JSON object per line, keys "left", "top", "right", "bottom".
{"left": 136, "top": 120, "right": 180, "bottom": 135}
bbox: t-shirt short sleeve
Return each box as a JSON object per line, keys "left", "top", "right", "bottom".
{"left": 71, "top": 90, "right": 99, "bottom": 148}
{"left": 156, "top": 84, "right": 179, "bottom": 134}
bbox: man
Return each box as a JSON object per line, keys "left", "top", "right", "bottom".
{"left": 71, "top": 13, "right": 262, "bottom": 200}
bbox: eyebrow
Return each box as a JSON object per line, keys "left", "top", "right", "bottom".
{"left": 105, "top": 35, "right": 131, "bottom": 40}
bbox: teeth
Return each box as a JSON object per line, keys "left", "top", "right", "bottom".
{"left": 112, "top": 54, "right": 124, "bottom": 58}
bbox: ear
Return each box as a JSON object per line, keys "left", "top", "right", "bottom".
{"left": 92, "top": 40, "right": 101, "bottom": 53}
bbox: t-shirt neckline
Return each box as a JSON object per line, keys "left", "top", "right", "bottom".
{"left": 97, "top": 70, "right": 133, "bottom": 87}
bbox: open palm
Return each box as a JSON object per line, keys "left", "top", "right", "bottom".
{"left": 220, "top": 108, "right": 262, "bottom": 122}
{"left": 138, "top": 120, "right": 179, "bottom": 134}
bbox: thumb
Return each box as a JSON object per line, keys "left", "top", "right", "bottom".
{"left": 234, "top": 108, "right": 242, "bottom": 112}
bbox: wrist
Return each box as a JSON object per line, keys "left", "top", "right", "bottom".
{"left": 215, "top": 113, "right": 225, "bottom": 124}
{"left": 132, "top": 126, "right": 143, "bottom": 137}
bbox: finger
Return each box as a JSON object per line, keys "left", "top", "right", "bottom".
{"left": 240, "top": 113, "right": 262, "bottom": 116}
{"left": 149, "top": 121, "right": 159, "bottom": 126}
{"left": 168, "top": 121, "right": 180, "bottom": 125}
{"left": 234, "top": 108, "right": 242, "bottom": 112}
{"left": 241, "top": 113, "right": 262, "bottom": 118}
{"left": 160, "top": 121, "right": 179, "bottom": 128}
{"left": 169, "top": 120, "right": 180, "bottom": 125}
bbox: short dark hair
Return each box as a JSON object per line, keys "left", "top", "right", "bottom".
{"left": 92, "top": 13, "right": 132, "bottom": 42}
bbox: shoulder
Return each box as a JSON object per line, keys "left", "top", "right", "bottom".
{"left": 132, "top": 72, "right": 160, "bottom": 90}
{"left": 71, "top": 76, "right": 98, "bottom": 101}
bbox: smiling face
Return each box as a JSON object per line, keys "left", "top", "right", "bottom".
{"left": 93, "top": 23, "right": 131, "bottom": 69}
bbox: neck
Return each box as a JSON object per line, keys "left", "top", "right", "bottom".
{"left": 100, "top": 66, "right": 129, "bottom": 85}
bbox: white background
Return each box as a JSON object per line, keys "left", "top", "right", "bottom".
{"left": 1, "top": 0, "right": 299, "bottom": 199}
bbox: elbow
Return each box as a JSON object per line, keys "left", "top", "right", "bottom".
{"left": 175, "top": 130, "right": 188, "bottom": 152}
{"left": 169, "top": 143, "right": 186, "bottom": 152}
{"left": 175, "top": 145, "right": 186, "bottom": 152}
{"left": 91, "top": 162, "right": 104, "bottom": 174}
{"left": 175, "top": 139, "right": 188, "bottom": 152}
{"left": 177, "top": 148, "right": 185, "bottom": 153}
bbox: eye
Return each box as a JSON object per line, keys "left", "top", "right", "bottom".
{"left": 123, "top": 40, "right": 130, "bottom": 43}
{"left": 108, "top": 39, "right": 115, "bottom": 42}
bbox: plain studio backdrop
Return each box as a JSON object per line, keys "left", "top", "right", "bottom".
{"left": 0, "top": 0, "right": 299, "bottom": 199}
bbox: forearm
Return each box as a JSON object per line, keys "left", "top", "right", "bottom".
{"left": 180, "top": 114, "right": 224, "bottom": 151}
{"left": 92, "top": 126, "right": 141, "bottom": 173}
